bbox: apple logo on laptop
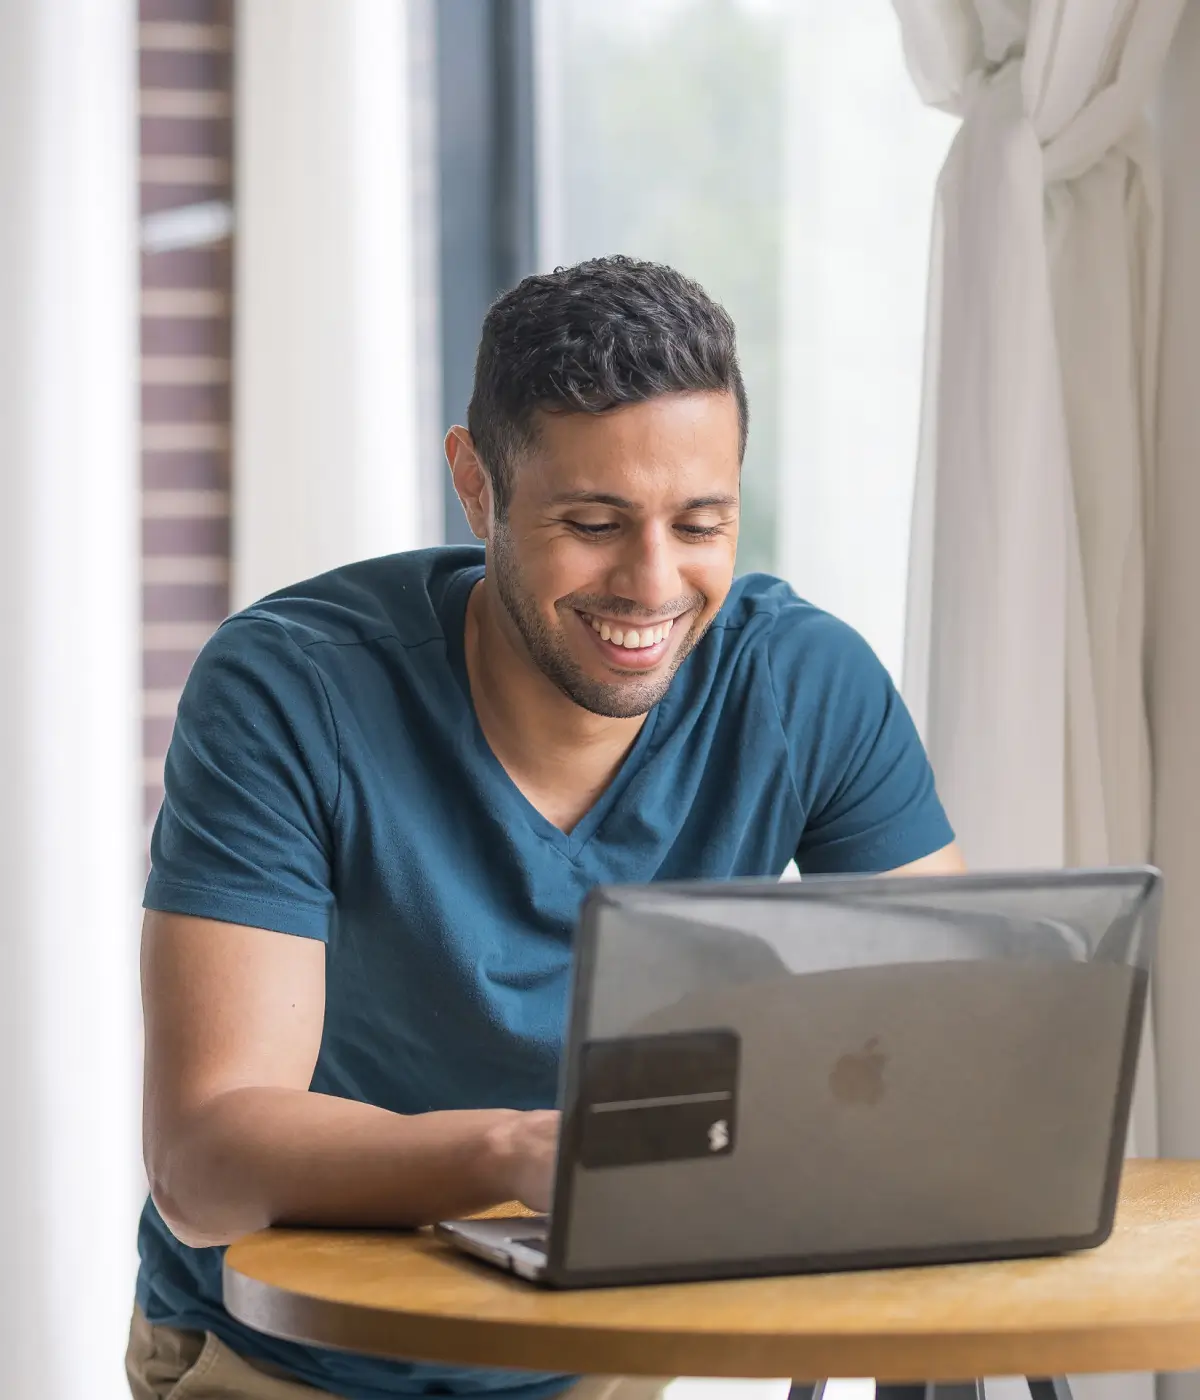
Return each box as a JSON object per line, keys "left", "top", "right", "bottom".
{"left": 830, "top": 1037, "right": 887, "bottom": 1106}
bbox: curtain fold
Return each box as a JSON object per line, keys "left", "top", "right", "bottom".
{"left": 895, "top": 2, "right": 1185, "bottom": 1392}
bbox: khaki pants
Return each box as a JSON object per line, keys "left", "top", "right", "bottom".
{"left": 126, "top": 1305, "right": 672, "bottom": 1400}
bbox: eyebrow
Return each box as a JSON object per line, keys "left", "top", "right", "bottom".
{"left": 546, "top": 491, "right": 739, "bottom": 511}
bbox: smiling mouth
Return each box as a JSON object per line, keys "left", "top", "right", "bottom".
{"left": 576, "top": 612, "right": 678, "bottom": 651}
{"left": 572, "top": 609, "right": 685, "bottom": 673}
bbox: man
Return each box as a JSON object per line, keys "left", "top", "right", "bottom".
{"left": 130, "top": 256, "right": 962, "bottom": 1400}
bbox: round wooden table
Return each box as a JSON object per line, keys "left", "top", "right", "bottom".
{"left": 224, "top": 1159, "right": 1200, "bottom": 1383}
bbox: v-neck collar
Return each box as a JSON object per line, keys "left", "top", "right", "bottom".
{"left": 440, "top": 564, "right": 662, "bottom": 861}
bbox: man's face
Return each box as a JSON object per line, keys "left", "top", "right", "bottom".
{"left": 487, "top": 390, "right": 741, "bottom": 719}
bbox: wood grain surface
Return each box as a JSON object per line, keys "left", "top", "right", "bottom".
{"left": 224, "top": 1159, "right": 1200, "bottom": 1381}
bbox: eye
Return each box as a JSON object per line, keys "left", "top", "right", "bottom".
{"left": 676, "top": 523, "right": 726, "bottom": 539}
{"left": 566, "top": 520, "right": 618, "bottom": 538}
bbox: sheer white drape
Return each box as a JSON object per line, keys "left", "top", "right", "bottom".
{"left": 0, "top": 3, "right": 142, "bottom": 1397}
{"left": 895, "top": 2, "right": 1185, "bottom": 1396}
{"left": 233, "top": 0, "right": 434, "bottom": 610}
{"left": 895, "top": 0, "right": 1183, "bottom": 874}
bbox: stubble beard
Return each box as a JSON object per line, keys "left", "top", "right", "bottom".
{"left": 488, "top": 524, "right": 706, "bottom": 720}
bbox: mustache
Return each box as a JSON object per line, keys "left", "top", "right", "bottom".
{"left": 562, "top": 593, "right": 704, "bottom": 625}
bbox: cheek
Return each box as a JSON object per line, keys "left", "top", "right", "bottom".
{"left": 537, "top": 538, "right": 610, "bottom": 597}
{"left": 521, "top": 539, "right": 599, "bottom": 622}
{"left": 687, "top": 546, "right": 737, "bottom": 607}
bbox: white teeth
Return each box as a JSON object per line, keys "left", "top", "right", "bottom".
{"left": 584, "top": 612, "right": 677, "bottom": 648}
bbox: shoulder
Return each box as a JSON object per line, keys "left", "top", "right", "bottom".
{"left": 230, "top": 545, "right": 484, "bottom": 654}
{"left": 715, "top": 572, "right": 883, "bottom": 694}
{"left": 181, "top": 545, "right": 483, "bottom": 732}
{"left": 713, "top": 574, "right": 906, "bottom": 787}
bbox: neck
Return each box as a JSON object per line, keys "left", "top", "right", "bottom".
{"left": 463, "top": 579, "right": 646, "bottom": 830}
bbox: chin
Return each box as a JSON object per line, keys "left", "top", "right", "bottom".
{"left": 568, "top": 666, "right": 675, "bottom": 718}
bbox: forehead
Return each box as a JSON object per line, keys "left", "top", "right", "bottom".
{"left": 520, "top": 391, "right": 740, "bottom": 505}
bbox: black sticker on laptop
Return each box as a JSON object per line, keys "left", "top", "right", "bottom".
{"left": 574, "top": 1029, "right": 740, "bottom": 1169}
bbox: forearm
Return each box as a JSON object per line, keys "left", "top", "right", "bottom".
{"left": 149, "top": 1087, "right": 521, "bottom": 1248}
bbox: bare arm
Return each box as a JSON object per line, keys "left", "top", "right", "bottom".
{"left": 141, "top": 911, "right": 557, "bottom": 1249}
{"left": 883, "top": 840, "right": 966, "bottom": 877}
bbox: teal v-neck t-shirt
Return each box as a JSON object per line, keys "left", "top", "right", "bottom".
{"left": 137, "top": 545, "right": 953, "bottom": 1400}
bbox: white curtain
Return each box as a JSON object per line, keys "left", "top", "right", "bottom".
{"left": 0, "top": 3, "right": 142, "bottom": 1398}
{"left": 894, "top": 2, "right": 1185, "bottom": 1396}
{"left": 233, "top": 0, "right": 435, "bottom": 610}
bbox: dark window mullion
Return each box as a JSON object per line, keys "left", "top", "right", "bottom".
{"left": 436, "top": 0, "right": 538, "bottom": 544}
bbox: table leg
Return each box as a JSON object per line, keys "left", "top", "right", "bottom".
{"left": 879, "top": 1387, "right": 981, "bottom": 1400}
{"left": 788, "top": 1384, "right": 982, "bottom": 1399}
{"left": 789, "top": 1380, "right": 1072, "bottom": 1399}
{"left": 1027, "top": 1381, "right": 1075, "bottom": 1400}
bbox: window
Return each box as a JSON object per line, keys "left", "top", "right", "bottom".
{"left": 535, "top": 0, "right": 952, "bottom": 679}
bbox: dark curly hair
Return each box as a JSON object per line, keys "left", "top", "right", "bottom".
{"left": 467, "top": 255, "right": 748, "bottom": 515}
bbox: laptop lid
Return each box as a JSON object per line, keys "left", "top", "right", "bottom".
{"left": 544, "top": 867, "right": 1159, "bottom": 1287}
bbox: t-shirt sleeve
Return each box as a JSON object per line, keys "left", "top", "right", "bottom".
{"left": 768, "top": 608, "right": 955, "bottom": 876}
{"left": 144, "top": 614, "right": 339, "bottom": 940}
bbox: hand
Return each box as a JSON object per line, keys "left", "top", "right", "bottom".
{"left": 486, "top": 1109, "right": 561, "bottom": 1214}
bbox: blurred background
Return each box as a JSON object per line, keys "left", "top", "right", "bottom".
{"left": 5, "top": 1, "right": 1200, "bottom": 1398}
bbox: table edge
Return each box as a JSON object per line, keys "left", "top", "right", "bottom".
{"left": 222, "top": 1255, "right": 1200, "bottom": 1381}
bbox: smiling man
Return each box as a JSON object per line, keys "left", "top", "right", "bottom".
{"left": 131, "top": 257, "right": 962, "bottom": 1400}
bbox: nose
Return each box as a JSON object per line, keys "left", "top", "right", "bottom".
{"left": 608, "top": 520, "right": 684, "bottom": 618}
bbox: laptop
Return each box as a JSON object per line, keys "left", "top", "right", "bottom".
{"left": 435, "top": 867, "right": 1159, "bottom": 1288}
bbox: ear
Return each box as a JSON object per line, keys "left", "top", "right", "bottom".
{"left": 445, "top": 427, "right": 494, "bottom": 541}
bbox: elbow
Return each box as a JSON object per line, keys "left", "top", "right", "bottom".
{"left": 143, "top": 1087, "right": 285, "bottom": 1248}
{"left": 145, "top": 1127, "right": 250, "bottom": 1249}
{"left": 148, "top": 1176, "right": 241, "bottom": 1250}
